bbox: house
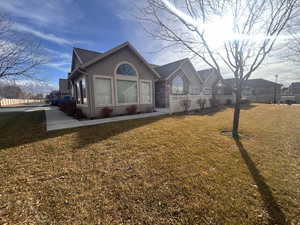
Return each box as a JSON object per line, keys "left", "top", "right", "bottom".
{"left": 223, "top": 78, "right": 282, "bottom": 103}
{"left": 289, "top": 82, "right": 300, "bottom": 103}
{"left": 59, "top": 79, "right": 71, "bottom": 96}
{"left": 67, "top": 42, "right": 221, "bottom": 118}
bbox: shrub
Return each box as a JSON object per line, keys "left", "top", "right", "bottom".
{"left": 74, "top": 108, "right": 85, "bottom": 119}
{"left": 225, "top": 99, "right": 232, "bottom": 106}
{"left": 58, "top": 100, "right": 76, "bottom": 116}
{"left": 126, "top": 105, "right": 137, "bottom": 115}
{"left": 181, "top": 99, "right": 192, "bottom": 113}
{"left": 209, "top": 98, "right": 220, "bottom": 108}
{"left": 197, "top": 98, "right": 206, "bottom": 111}
{"left": 102, "top": 107, "right": 113, "bottom": 118}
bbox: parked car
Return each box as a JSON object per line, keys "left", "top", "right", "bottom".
{"left": 51, "top": 96, "right": 72, "bottom": 106}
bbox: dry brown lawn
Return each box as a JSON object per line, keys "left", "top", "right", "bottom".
{"left": 0, "top": 104, "right": 299, "bottom": 225}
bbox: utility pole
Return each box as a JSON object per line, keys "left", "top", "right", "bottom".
{"left": 274, "top": 75, "right": 278, "bottom": 104}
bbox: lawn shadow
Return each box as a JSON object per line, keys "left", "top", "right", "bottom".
{"left": 0, "top": 111, "right": 166, "bottom": 151}
{"left": 73, "top": 115, "right": 167, "bottom": 149}
{"left": 234, "top": 137, "right": 288, "bottom": 225}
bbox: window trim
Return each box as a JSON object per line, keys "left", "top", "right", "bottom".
{"left": 114, "top": 61, "right": 139, "bottom": 106}
{"left": 115, "top": 79, "right": 139, "bottom": 106}
{"left": 93, "top": 75, "right": 114, "bottom": 107}
{"left": 140, "top": 80, "right": 152, "bottom": 104}
{"left": 171, "top": 75, "right": 185, "bottom": 95}
{"left": 114, "top": 61, "right": 138, "bottom": 77}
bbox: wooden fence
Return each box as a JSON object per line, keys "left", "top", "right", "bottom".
{"left": 0, "top": 98, "right": 44, "bottom": 107}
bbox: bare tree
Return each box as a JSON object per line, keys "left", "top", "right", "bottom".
{"left": 0, "top": 15, "right": 45, "bottom": 81}
{"left": 138, "top": 0, "right": 299, "bottom": 137}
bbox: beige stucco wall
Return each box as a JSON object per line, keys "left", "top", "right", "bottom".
{"left": 84, "top": 46, "right": 157, "bottom": 118}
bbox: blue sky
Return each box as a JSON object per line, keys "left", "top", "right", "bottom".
{"left": 1, "top": 0, "right": 299, "bottom": 89}
{"left": 0, "top": 0, "right": 161, "bottom": 88}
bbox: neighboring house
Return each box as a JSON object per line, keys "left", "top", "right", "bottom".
{"left": 223, "top": 78, "right": 282, "bottom": 103}
{"left": 59, "top": 79, "right": 71, "bottom": 96}
{"left": 289, "top": 82, "right": 300, "bottom": 103}
{"left": 66, "top": 42, "right": 221, "bottom": 118}
{"left": 152, "top": 59, "right": 219, "bottom": 113}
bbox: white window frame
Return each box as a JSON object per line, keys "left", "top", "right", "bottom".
{"left": 93, "top": 75, "right": 114, "bottom": 107}
{"left": 140, "top": 80, "right": 152, "bottom": 104}
{"left": 114, "top": 61, "right": 139, "bottom": 106}
{"left": 171, "top": 75, "right": 185, "bottom": 95}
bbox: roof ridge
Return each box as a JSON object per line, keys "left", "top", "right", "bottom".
{"left": 74, "top": 47, "right": 102, "bottom": 54}
{"left": 156, "top": 57, "right": 188, "bottom": 69}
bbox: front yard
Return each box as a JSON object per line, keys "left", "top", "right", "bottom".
{"left": 0, "top": 104, "right": 299, "bottom": 225}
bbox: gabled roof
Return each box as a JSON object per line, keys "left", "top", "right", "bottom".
{"left": 153, "top": 58, "right": 188, "bottom": 79}
{"left": 73, "top": 48, "right": 102, "bottom": 64}
{"left": 70, "top": 42, "right": 160, "bottom": 79}
{"left": 197, "top": 68, "right": 214, "bottom": 82}
{"left": 224, "top": 78, "right": 282, "bottom": 88}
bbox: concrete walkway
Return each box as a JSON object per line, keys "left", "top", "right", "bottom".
{"left": 46, "top": 107, "right": 168, "bottom": 131}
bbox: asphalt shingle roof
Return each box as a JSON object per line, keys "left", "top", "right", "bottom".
{"left": 153, "top": 58, "right": 188, "bottom": 79}
{"left": 224, "top": 78, "right": 282, "bottom": 88}
{"left": 74, "top": 48, "right": 102, "bottom": 64}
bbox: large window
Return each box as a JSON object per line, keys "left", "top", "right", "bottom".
{"left": 117, "top": 80, "right": 137, "bottom": 104}
{"left": 140, "top": 81, "right": 152, "bottom": 104}
{"left": 94, "top": 77, "right": 112, "bottom": 105}
{"left": 116, "top": 63, "right": 137, "bottom": 76}
{"left": 172, "top": 76, "right": 184, "bottom": 94}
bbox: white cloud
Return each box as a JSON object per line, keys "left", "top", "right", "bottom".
{"left": 0, "top": 0, "right": 82, "bottom": 27}
{"left": 12, "top": 23, "right": 74, "bottom": 45}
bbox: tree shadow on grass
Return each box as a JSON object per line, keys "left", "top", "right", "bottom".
{"left": 234, "top": 137, "right": 288, "bottom": 225}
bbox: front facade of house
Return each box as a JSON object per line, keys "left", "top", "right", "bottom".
{"left": 222, "top": 78, "right": 282, "bottom": 103}
{"left": 67, "top": 42, "right": 220, "bottom": 118}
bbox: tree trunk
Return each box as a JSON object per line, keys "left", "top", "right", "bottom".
{"left": 232, "top": 86, "right": 242, "bottom": 138}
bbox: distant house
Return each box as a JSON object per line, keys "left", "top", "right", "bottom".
{"left": 59, "top": 79, "right": 70, "bottom": 96}
{"left": 65, "top": 42, "right": 221, "bottom": 118}
{"left": 289, "top": 82, "right": 300, "bottom": 103}
{"left": 222, "top": 78, "right": 282, "bottom": 103}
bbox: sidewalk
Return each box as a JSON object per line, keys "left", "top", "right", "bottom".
{"left": 46, "top": 107, "right": 168, "bottom": 131}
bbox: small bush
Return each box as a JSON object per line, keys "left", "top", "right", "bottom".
{"left": 58, "top": 100, "right": 76, "bottom": 116}
{"left": 181, "top": 99, "right": 192, "bottom": 113}
{"left": 209, "top": 98, "right": 220, "bottom": 108}
{"left": 102, "top": 107, "right": 113, "bottom": 118}
{"left": 225, "top": 99, "right": 232, "bottom": 106}
{"left": 126, "top": 105, "right": 137, "bottom": 115}
{"left": 197, "top": 98, "right": 206, "bottom": 111}
{"left": 74, "top": 108, "right": 85, "bottom": 119}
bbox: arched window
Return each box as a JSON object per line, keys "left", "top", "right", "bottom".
{"left": 172, "top": 76, "right": 184, "bottom": 94}
{"left": 116, "top": 63, "right": 137, "bottom": 76}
